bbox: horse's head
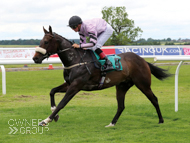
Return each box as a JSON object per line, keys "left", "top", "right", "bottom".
{"left": 33, "top": 26, "right": 60, "bottom": 64}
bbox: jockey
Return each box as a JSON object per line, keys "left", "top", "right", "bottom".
{"left": 68, "top": 15, "right": 114, "bottom": 71}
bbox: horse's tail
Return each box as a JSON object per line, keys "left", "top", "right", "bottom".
{"left": 147, "top": 62, "right": 172, "bottom": 80}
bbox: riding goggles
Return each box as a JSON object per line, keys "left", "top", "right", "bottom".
{"left": 70, "top": 25, "right": 78, "bottom": 29}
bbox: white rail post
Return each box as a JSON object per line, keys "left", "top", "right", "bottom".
{"left": 175, "top": 61, "right": 183, "bottom": 112}
{"left": 0, "top": 65, "right": 6, "bottom": 95}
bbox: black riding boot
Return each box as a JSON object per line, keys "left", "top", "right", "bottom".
{"left": 103, "top": 56, "right": 114, "bottom": 71}
{"left": 95, "top": 48, "right": 114, "bottom": 72}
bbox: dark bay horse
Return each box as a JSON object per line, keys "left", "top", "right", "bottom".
{"left": 33, "top": 26, "right": 171, "bottom": 127}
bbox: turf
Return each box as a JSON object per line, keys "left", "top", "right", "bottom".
{"left": 0, "top": 65, "right": 190, "bottom": 143}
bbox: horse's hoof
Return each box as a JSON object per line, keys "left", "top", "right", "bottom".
{"left": 39, "top": 121, "right": 47, "bottom": 126}
{"left": 105, "top": 123, "right": 115, "bottom": 127}
{"left": 54, "top": 115, "right": 59, "bottom": 122}
{"left": 159, "top": 119, "right": 164, "bottom": 124}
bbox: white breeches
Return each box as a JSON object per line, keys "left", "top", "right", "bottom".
{"left": 91, "top": 23, "right": 114, "bottom": 51}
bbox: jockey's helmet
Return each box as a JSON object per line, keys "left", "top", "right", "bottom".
{"left": 68, "top": 16, "right": 82, "bottom": 29}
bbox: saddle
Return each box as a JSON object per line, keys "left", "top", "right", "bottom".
{"left": 91, "top": 51, "right": 123, "bottom": 71}
{"left": 90, "top": 50, "right": 123, "bottom": 89}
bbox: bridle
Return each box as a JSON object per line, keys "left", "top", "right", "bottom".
{"left": 35, "top": 33, "right": 91, "bottom": 74}
{"left": 35, "top": 33, "right": 72, "bottom": 59}
{"left": 35, "top": 46, "right": 72, "bottom": 59}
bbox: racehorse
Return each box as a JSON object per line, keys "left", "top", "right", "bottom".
{"left": 33, "top": 26, "right": 171, "bottom": 127}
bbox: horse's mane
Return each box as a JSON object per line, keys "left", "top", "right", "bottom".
{"left": 53, "top": 32, "right": 74, "bottom": 45}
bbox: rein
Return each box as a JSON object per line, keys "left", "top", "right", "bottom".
{"left": 58, "top": 47, "right": 91, "bottom": 71}
{"left": 35, "top": 46, "right": 92, "bottom": 72}
{"left": 76, "top": 49, "right": 91, "bottom": 74}
{"left": 36, "top": 33, "right": 93, "bottom": 73}
{"left": 57, "top": 48, "right": 71, "bottom": 53}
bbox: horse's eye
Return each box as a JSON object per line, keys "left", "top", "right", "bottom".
{"left": 44, "top": 41, "right": 48, "bottom": 45}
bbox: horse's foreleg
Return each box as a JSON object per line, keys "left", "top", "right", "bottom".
{"left": 106, "top": 82, "right": 133, "bottom": 127}
{"left": 50, "top": 82, "right": 69, "bottom": 107}
{"left": 39, "top": 79, "right": 85, "bottom": 126}
{"left": 50, "top": 82, "right": 69, "bottom": 122}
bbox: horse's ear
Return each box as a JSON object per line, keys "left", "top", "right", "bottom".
{"left": 43, "top": 26, "right": 48, "bottom": 34}
{"left": 49, "top": 25, "right": 53, "bottom": 35}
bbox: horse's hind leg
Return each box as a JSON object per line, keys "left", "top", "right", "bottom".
{"left": 134, "top": 80, "right": 164, "bottom": 124}
{"left": 50, "top": 82, "right": 69, "bottom": 122}
{"left": 106, "top": 81, "right": 133, "bottom": 127}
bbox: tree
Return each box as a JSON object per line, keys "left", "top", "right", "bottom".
{"left": 147, "top": 38, "right": 154, "bottom": 42}
{"left": 167, "top": 38, "right": 171, "bottom": 41}
{"left": 102, "top": 6, "right": 143, "bottom": 45}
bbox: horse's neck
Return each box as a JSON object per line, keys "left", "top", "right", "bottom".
{"left": 58, "top": 46, "right": 83, "bottom": 67}
{"left": 55, "top": 36, "right": 87, "bottom": 67}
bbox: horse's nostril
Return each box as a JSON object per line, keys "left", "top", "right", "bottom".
{"left": 33, "top": 57, "right": 38, "bottom": 63}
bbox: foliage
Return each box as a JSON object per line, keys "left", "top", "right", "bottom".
{"left": 166, "top": 37, "right": 172, "bottom": 41}
{"left": 133, "top": 41, "right": 161, "bottom": 45}
{"left": 0, "top": 39, "right": 40, "bottom": 45}
{"left": 165, "top": 42, "right": 175, "bottom": 45}
{"left": 184, "top": 42, "right": 190, "bottom": 45}
{"left": 0, "top": 39, "right": 80, "bottom": 45}
{"left": 102, "top": 6, "right": 143, "bottom": 45}
{"left": 136, "top": 38, "right": 190, "bottom": 45}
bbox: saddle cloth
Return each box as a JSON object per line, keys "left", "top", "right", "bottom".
{"left": 93, "top": 51, "right": 123, "bottom": 71}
